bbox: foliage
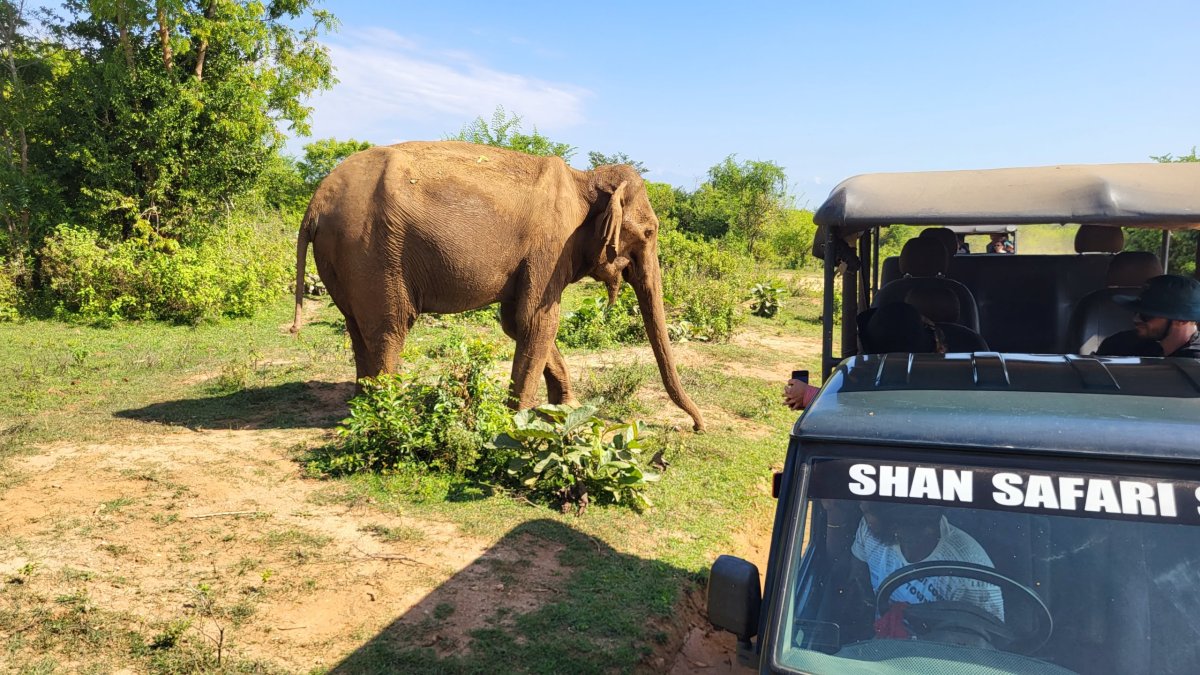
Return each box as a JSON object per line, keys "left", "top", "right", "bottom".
{"left": 298, "top": 137, "right": 373, "bottom": 190}
{"left": 38, "top": 216, "right": 292, "bottom": 325}
{"left": 705, "top": 155, "right": 790, "bottom": 256}
{"left": 319, "top": 338, "right": 511, "bottom": 476}
{"left": 658, "top": 228, "right": 748, "bottom": 341}
{"left": 557, "top": 285, "right": 644, "bottom": 349}
{"left": 490, "top": 403, "right": 660, "bottom": 513}
{"left": 0, "top": 258, "right": 21, "bottom": 321}
{"left": 448, "top": 105, "right": 575, "bottom": 161}
{"left": 0, "top": 0, "right": 336, "bottom": 302}
{"left": 645, "top": 181, "right": 685, "bottom": 232}
{"left": 588, "top": 150, "right": 647, "bottom": 175}
{"left": 1127, "top": 148, "right": 1199, "bottom": 277}
{"left": 674, "top": 183, "right": 731, "bottom": 239}
{"left": 877, "top": 224, "right": 919, "bottom": 261}
{"left": 749, "top": 281, "right": 784, "bottom": 318}
{"left": 763, "top": 208, "right": 818, "bottom": 269}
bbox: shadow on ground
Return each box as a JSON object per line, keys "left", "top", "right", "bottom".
{"left": 329, "top": 519, "right": 701, "bottom": 675}
{"left": 114, "top": 380, "right": 353, "bottom": 430}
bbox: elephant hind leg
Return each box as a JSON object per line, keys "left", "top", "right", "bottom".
{"left": 348, "top": 311, "right": 413, "bottom": 394}
{"left": 543, "top": 347, "right": 577, "bottom": 406}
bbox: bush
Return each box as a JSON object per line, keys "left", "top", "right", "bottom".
{"left": 558, "top": 286, "right": 645, "bottom": 348}
{"left": 319, "top": 338, "right": 512, "bottom": 476}
{"left": 490, "top": 403, "right": 660, "bottom": 513}
{"left": 658, "top": 228, "right": 748, "bottom": 342}
{"left": 749, "top": 282, "right": 785, "bottom": 318}
{"left": 39, "top": 218, "right": 291, "bottom": 325}
{"left": 763, "top": 209, "right": 818, "bottom": 269}
{"left": 0, "top": 261, "right": 22, "bottom": 322}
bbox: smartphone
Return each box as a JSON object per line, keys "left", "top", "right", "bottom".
{"left": 791, "top": 369, "right": 809, "bottom": 383}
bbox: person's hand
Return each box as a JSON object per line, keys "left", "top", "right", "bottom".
{"left": 783, "top": 379, "right": 819, "bottom": 410}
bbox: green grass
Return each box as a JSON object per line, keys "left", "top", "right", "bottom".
{"left": 0, "top": 278, "right": 818, "bottom": 673}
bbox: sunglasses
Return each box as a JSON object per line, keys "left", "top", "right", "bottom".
{"left": 1134, "top": 312, "right": 1164, "bottom": 323}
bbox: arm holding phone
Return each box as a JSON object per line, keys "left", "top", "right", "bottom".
{"left": 783, "top": 369, "right": 820, "bottom": 410}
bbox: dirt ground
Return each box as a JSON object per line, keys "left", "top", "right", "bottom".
{"left": 0, "top": 322, "right": 819, "bottom": 673}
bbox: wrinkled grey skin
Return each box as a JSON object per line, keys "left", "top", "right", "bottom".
{"left": 292, "top": 141, "right": 704, "bottom": 431}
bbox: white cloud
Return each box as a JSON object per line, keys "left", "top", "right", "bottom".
{"left": 300, "top": 29, "right": 591, "bottom": 146}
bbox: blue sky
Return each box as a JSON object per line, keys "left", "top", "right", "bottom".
{"left": 294, "top": 1, "right": 1200, "bottom": 205}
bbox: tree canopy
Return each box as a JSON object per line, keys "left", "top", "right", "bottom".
{"left": 0, "top": 0, "right": 336, "bottom": 259}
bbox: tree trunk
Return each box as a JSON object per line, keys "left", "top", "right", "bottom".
{"left": 116, "top": 3, "right": 134, "bottom": 72}
{"left": 193, "top": 1, "right": 213, "bottom": 81}
{"left": 156, "top": 1, "right": 172, "bottom": 71}
{"left": 629, "top": 246, "right": 706, "bottom": 431}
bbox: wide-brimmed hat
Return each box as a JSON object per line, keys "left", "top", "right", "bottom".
{"left": 1113, "top": 274, "right": 1200, "bottom": 322}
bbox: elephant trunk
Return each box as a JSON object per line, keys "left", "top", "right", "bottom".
{"left": 630, "top": 248, "right": 706, "bottom": 432}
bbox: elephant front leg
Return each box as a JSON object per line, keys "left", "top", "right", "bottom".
{"left": 500, "top": 301, "right": 575, "bottom": 406}
{"left": 507, "top": 303, "right": 562, "bottom": 410}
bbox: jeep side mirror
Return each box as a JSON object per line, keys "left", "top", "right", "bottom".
{"left": 707, "top": 555, "right": 762, "bottom": 643}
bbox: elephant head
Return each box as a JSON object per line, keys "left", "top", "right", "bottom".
{"left": 586, "top": 166, "right": 706, "bottom": 431}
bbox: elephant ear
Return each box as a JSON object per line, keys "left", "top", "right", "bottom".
{"left": 599, "top": 181, "right": 628, "bottom": 258}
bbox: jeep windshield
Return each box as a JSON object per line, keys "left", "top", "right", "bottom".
{"left": 772, "top": 451, "right": 1200, "bottom": 675}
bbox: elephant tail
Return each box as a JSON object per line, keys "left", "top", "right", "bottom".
{"left": 290, "top": 214, "right": 313, "bottom": 335}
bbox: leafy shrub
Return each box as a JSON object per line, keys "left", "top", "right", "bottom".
{"left": 490, "top": 403, "right": 660, "bottom": 513}
{"left": 318, "top": 338, "right": 511, "bottom": 476}
{"left": 0, "top": 261, "right": 22, "bottom": 322}
{"left": 558, "top": 286, "right": 644, "bottom": 348}
{"left": 658, "top": 228, "right": 748, "bottom": 342}
{"left": 749, "top": 282, "right": 785, "bottom": 318}
{"left": 39, "top": 219, "right": 291, "bottom": 325}
{"left": 763, "top": 208, "right": 818, "bottom": 269}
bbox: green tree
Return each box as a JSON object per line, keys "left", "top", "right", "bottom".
{"left": 298, "top": 137, "right": 373, "bottom": 190}
{"left": 449, "top": 105, "right": 575, "bottom": 161}
{"left": 705, "top": 155, "right": 789, "bottom": 257}
{"left": 0, "top": 0, "right": 64, "bottom": 264}
{"left": 14, "top": 0, "right": 336, "bottom": 250}
{"left": 588, "top": 150, "right": 647, "bottom": 175}
{"left": 1126, "top": 149, "right": 1199, "bottom": 277}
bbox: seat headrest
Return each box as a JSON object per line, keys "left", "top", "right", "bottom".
{"left": 899, "top": 237, "right": 949, "bottom": 277}
{"left": 919, "top": 227, "right": 959, "bottom": 258}
{"left": 1105, "top": 251, "right": 1163, "bottom": 287}
{"left": 1074, "top": 225, "right": 1124, "bottom": 253}
{"left": 857, "top": 303, "right": 937, "bottom": 353}
{"left": 905, "top": 285, "right": 961, "bottom": 324}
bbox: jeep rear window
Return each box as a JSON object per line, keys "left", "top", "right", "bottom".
{"left": 773, "top": 455, "right": 1200, "bottom": 675}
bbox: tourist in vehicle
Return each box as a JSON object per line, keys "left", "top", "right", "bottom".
{"left": 1097, "top": 274, "right": 1200, "bottom": 358}
{"left": 956, "top": 234, "right": 970, "bottom": 255}
{"left": 986, "top": 233, "right": 1014, "bottom": 254}
{"left": 823, "top": 500, "right": 1005, "bottom": 638}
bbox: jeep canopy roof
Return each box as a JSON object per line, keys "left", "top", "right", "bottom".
{"left": 813, "top": 162, "right": 1200, "bottom": 376}
{"left": 814, "top": 162, "right": 1200, "bottom": 235}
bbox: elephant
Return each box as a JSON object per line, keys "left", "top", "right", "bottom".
{"left": 291, "top": 141, "right": 705, "bottom": 431}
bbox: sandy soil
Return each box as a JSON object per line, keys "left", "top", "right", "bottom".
{"left": 0, "top": 316, "right": 818, "bottom": 673}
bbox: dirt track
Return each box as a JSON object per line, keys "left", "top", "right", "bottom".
{"left": 0, "top": 323, "right": 817, "bottom": 672}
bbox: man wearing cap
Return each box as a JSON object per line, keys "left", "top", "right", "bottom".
{"left": 1097, "top": 274, "right": 1200, "bottom": 358}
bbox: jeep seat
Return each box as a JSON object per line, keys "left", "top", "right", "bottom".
{"left": 874, "top": 238, "right": 981, "bottom": 331}
{"left": 1066, "top": 251, "right": 1164, "bottom": 354}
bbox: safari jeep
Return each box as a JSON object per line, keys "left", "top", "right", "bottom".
{"left": 707, "top": 163, "right": 1200, "bottom": 674}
